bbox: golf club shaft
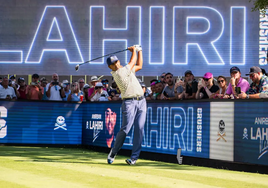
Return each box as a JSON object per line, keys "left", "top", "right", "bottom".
{"left": 79, "top": 49, "right": 128, "bottom": 66}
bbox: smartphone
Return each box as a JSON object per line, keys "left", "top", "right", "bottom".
{"left": 176, "top": 76, "right": 183, "bottom": 83}
{"left": 235, "top": 87, "right": 241, "bottom": 94}
{"left": 52, "top": 82, "right": 59, "bottom": 85}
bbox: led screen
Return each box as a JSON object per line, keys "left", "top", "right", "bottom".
{"left": 0, "top": 0, "right": 260, "bottom": 76}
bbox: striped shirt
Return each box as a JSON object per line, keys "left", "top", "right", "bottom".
{"left": 111, "top": 64, "right": 144, "bottom": 99}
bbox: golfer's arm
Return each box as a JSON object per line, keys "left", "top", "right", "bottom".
{"left": 128, "top": 50, "right": 137, "bottom": 71}
{"left": 135, "top": 51, "right": 143, "bottom": 72}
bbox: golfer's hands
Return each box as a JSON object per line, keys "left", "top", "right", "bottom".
{"left": 133, "top": 44, "right": 142, "bottom": 52}
{"left": 128, "top": 46, "right": 136, "bottom": 52}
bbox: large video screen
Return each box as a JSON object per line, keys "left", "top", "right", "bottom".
{"left": 0, "top": 0, "right": 260, "bottom": 76}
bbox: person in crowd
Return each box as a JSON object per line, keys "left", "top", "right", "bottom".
{"left": 0, "top": 76, "right": 2, "bottom": 84}
{"left": 91, "top": 82, "right": 109, "bottom": 101}
{"left": 147, "top": 80, "right": 163, "bottom": 100}
{"left": 210, "top": 76, "right": 228, "bottom": 99}
{"left": 9, "top": 75, "right": 18, "bottom": 89}
{"left": 160, "top": 72, "right": 166, "bottom": 84}
{"left": 102, "top": 79, "right": 110, "bottom": 93}
{"left": 108, "top": 81, "right": 118, "bottom": 100}
{"left": 78, "top": 78, "right": 85, "bottom": 94}
{"left": 26, "top": 73, "right": 43, "bottom": 100}
{"left": 196, "top": 72, "right": 219, "bottom": 99}
{"left": 83, "top": 84, "right": 91, "bottom": 101}
{"left": 261, "top": 68, "right": 268, "bottom": 76}
{"left": 223, "top": 66, "right": 250, "bottom": 99}
{"left": 238, "top": 66, "right": 268, "bottom": 99}
{"left": 0, "top": 76, "right": 16, "bottom": 100}
{"left": 161, "top": 72, "right": 183, "bottom": 100}
{"left": 40, "top": 77, "right": 48, "bottom": 100}
{"left": 17, "top": 77, "right": 27, "bottom": 100}
{"left": 67, "top": 82, "right": 83, "bottom": 102}
{"left": 88, "top": 75, "right": 102, "bottom": 101}
{"left": 46, "top": 73, "right": 65, "bottom": 101}
{"left": 183, "top": 70, "right": 198, "bottom": 100}
{"left": 62, "top": 80, "right": 71, "bottom": 101}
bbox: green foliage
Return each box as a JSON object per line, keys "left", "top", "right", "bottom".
{"left": 250, "top": 0, "right": 268, "bottom": 16}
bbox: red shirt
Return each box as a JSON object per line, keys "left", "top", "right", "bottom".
{"left": 18, "top": 86, "right": 28, "bottom": 99}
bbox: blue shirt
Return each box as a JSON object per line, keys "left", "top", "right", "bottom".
{"left": 70, "top": 91, "right": 83, "bottom": 102}
{"left": 62, "top": 90, "right": 71, "bottom": 101}
{"left": 42, "top": 87, "right": 48, "bottom": 100}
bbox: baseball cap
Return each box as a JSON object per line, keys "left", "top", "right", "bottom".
{"left": 95, "top": 82, "right": 104, "bottom": 87}
{"left": 184, "top": 70, "right": 193, "bottom": 76}
{"left": 230, "top": 66, "right": 240, "bottom": 73}
{"left": 62, "top": 80, "right": 69, "bottom": 84}
{"left": 203, "top": 72, "right": 213, "bottom": 79}
{"left": 18, "top": 77, "right": 25, "bottom": 82}
{"left": 91, "top": 76, "right": 98, "bottom": 82}
{"left": 101, "top": 79, "right": 109, "bottom": 83}
{"left": 140, "top": 82, "right": 146, "bottom": 88}
{"left": 83, "top": 84, "right": 90, "bottom": 89}
{"left": 107, "top": 55, "right": 119, "bottom": 66}
{"left": 32, "top": 73, "right": 39, "bottom": 78}
{"left": 40, "top": 77, "right": 47, "bottom": 82}
{"left": 9, "top": 75, "right": 15, "bottom": 79}
{"left": 246, "top": 66, "right": 262, "bottom": 75}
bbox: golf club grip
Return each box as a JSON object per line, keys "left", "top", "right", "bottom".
{"left": 81, "top": 49, "right": 128, "bottom": 65}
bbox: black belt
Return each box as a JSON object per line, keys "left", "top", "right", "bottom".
{"left": 124, "top": 96, "right": 144, "bottom": 101}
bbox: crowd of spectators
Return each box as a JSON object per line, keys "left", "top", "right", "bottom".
{"left": 1, "top": 65, "right": 268, "bottom": 101}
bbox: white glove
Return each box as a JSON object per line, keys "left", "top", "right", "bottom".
{"left": 133, "top": 44, "right": 142, "bottom": 52}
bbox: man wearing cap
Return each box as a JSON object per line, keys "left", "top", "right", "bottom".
{"left": 196, "top": 72, "right": 219, "bottom": 99}
{"left": 26, "top": 73, "right": 43, "bottom": 100}
{"left": 224, "top": 66, "right": 250, "bottom": 99}
{"left": 184, "top": 70, "right": 198, "bottom": 100}
{"left": 91, "top": 82, "right": 109, "bottom": 101}
{"left": 102, "top": 79, "right": 110, "bottom": 92}
{"left": 106, "top": 45, "right": 146, "bottom": 165}
{"left": 238, "top": 66, "right": 268, "bottom": 99}
{"left": 17, "top": 77, "right": 27, "bottom": 100}
{"left": 62, "top": 80, "right": 71, "bottom": 101}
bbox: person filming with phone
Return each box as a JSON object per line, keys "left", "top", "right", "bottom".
{"left": 67, "top": 82, "right": 83, "bottom": 102}
{"left": 26, "top": 73, "right": 43, "bottom": 100}
{"left": 46, "top": 73, "right": 64, "bottom": 101}
{"left": 223, "top": 66, "right": 249, "bottom": 99}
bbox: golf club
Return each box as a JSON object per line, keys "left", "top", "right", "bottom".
{"left": 75, "top": 48, "right": 128, "bottom": 71}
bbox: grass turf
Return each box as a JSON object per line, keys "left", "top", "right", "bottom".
{"left": 0, "top": 146, "right": 267, "bottom": 188}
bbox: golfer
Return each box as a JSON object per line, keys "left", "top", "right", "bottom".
{"left": 107, "top": 45, "right": 147, "bottom": 165}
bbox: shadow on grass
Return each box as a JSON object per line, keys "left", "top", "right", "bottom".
{"left": 0, "top": 146, "right": 199, "bottom": 171}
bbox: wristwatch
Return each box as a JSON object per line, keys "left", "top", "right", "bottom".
{"left": 246, "top": 94, "right": 249, "bottom": 99}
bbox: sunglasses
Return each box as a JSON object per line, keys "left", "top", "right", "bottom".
{"left": 102, "top": 82, "right": 108, "bottom": 85}
{"left": 79, "top": 82, "right": 84, "bottom": 84}
{"left": 95, "top": 87, "right": 103, "bottom": 89}
{"left": 217, "top": 80, "right": 225, "bottom": 83}
{"left": 203, "top": 78, "right": 210, "bottom": 81}
{"left": 161, "top": 76, "right": 165, "bottom": 78}
{"left": 72, "top": 85, "right": 76, "bottom": 87}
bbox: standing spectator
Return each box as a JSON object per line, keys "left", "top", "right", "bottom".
{"left": 78, "top": 78, "right": 85, "bottom": 93}
{"left": 88, "top": 76, "right": 105, "bottom": 100}
{"left": 147, "top": 80, "right": 163, "bottom": 100}
{"left": 196, "top": 72, "right": 219, "bottom": 99}
{"left": 67, "top": 82, "right": 83, "bottom": 102}
{"left": 239, "top": 66, "right": 268, "bottom": 99}
{"left": 0, "top": 77, "right": 16, "bottom": 100}
{"left": 9, "top": 75, "right": 18, "bottom": 88}
{"left": 83, "top": 84, "right": 91, "bottom": 101}
{"left": 40, "top": 77, "right": 48, "bottom": 100}
{"left": 62, "top": 80, "right": 71, "bottom": 101}
{"left": 91, "top": 82, "right": 109, "bottom": 101}
{"left": 102, "top": 79, "right": 110, "bottom": 92}
{"left": 17, "top": 77, "right": 27, "bottom": 100}
{"left": 211, "top": 76, "right": 228, "bottom": 99}
{"left": 160, "top": 72, "right": 166, "bottom": 84}
{"left": 161, "top": 73, "right": 183, "bottom": 100}
{"left": 46, "top": 73, "right": 64, "bottom": 101}
{"left": 224, "top": 66, "right": 249, "bottom": 99}
{"left": 26, "top": 74, "right": 43, "bottom": 100}
{"left": 184, "top": 70, "right": 198, "bottom": 100}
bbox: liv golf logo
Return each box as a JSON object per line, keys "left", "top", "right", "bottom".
{"left": 0, "top": 106, "right": 7, "bottom": 138}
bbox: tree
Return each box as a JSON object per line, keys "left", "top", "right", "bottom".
{"left": 250, "top": 0, "right": 268, "bottom": 16}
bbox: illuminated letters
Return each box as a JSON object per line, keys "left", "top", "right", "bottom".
{"left": 25, "top": 6, "right": 84, "bottom": 64}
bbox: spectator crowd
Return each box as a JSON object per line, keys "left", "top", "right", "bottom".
{"left": 1, "top": 66, "right": 268, "bottom": 101}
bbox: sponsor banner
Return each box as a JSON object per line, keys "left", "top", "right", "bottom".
{"left": 234, "top": 102, "right": 268, "bottom": 166}
{"left": 83, "top": 102, "right": 210, "bottom": 158}
{"left": 209, "top": 102, "right": 234, "bottom": 161}
{"left": 0, "top": 101, "right": 82, "bottom": 144}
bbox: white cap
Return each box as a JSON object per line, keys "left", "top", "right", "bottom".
{"left": 91, "top": 76, "right": 98, "bottom": 82}
{"left": 95, "top": 82, "right": 103, "bottom": 87}
{"left": 62, "top": 80, "right": 69, "bottom": 84}
{"left": 83, "top": 84, "right": 90, "bottom": 89}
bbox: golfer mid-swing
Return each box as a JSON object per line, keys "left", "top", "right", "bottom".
{"left": 107, "top": 45, "right": 147, "bottom": 165}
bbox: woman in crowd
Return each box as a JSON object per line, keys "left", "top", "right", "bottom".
{"left": 196, "top": 72, "right": 219, "bottom": 99}
{"left": 210, "top": 76, "right": 228, "bottom": 99}
{"left": 67, "top": 82, "right": 83, "bottom": 102}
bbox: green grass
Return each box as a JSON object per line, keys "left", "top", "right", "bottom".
{"left": 0, "top": 146, "right": 267, "bottom": 188}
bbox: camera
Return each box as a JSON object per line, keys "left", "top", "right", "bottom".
{"left": 52, "top": 81, "right": 59, "bottom": 85}
{"left": 31, "top": 82, "right": 38, "bottom": 86}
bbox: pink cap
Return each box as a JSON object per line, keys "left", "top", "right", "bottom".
{"left": 203, "top": 72, "right": 213, "bottom": 79}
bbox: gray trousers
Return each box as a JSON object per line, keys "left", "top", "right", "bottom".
{"left": 111, "top": 98, "right": 147, "bottom": 160}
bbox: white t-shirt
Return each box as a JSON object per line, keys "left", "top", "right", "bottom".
{"left": 111, "top": 65, "right": 143, "bottom": 99}
{"left": 0, "top": 85, "right": 16, "bottom": 99}
{"left": 91, "top": 90, "right": 109, "bottom": 101}
{"left": 46, "top": 83, "right": 62, "bottom": 101}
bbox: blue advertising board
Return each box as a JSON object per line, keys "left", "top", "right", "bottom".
{"left": 234, "top": 102, "right": 268, "bottom": 166}
{"left": 0, "top": 101, "right": 82, "bottom": 144}
{"left": 83, "top": 102, "right": 210, "bottom": 159}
